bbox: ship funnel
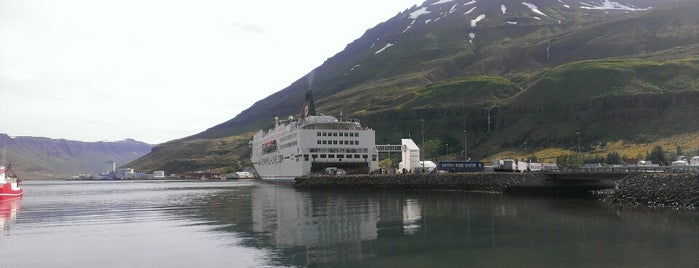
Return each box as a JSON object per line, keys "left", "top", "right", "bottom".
{"left": 302, "top": 90, "right": 316, "bottom": 118}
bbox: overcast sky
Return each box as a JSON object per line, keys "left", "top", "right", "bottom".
{"left": 0, "top": 0, "right": 423, "bottom": 144}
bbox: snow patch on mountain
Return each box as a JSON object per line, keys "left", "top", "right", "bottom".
{"left": 449, "top": 4, "right": 459, "bottom": 14}
{"left": 471, "top": 14, "right": 486, "bottom": 27}
{"left": 558, "top": 0, "right": 570, "bottom": 8}
{"left": 506, "top": 21, "right": 518, "bottom": 25}
{"left": 522, "top": 2, "right": 549, "bottom": 17}
{"left": 501, "top": 5, "right": 507, "bottom": 14}
{"left": 431, "top": 0, "right": 455, "bottom": 5}
{"left": 409, "top": 7, "right": 431, "bottom": 19}
{"left": 402, "top": 20, "right": 416, "bottom": 33}
{"left": 580, "top": 0, "right": 650, "bottom": 11}
{"left": 375, "top": 43, "right": 394, "bottom": 54}
{"left": 468, "top": 32, "right": 476, "bottom": 43}
{"left": 465, "top": 6, "right": 477, "bottom": 15}
{"left": 463, "top": 0, "right": 477, "bottom": 6}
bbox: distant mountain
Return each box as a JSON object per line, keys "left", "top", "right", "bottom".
{"left": 1, "top": 134, "right": 152, "bottom": 179}
{"left": 128, "top": 0, "right": 699, "bottom": 173}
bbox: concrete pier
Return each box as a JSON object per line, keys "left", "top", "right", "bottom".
{"left": 295, "top": 173, "right": 541, "bottom": 192}
{"left": 294, "top": 172, "right": 699, "bottom": 209}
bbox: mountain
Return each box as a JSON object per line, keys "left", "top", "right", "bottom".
{"left": 0, "top": 134, "right": 153, "bottom": 179}
{"left": 128, "top": 0, "right": 699, "bottom": 173}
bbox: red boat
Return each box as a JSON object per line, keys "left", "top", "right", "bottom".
{"left": 0, "top": 165, "right": 23, "bottom": 201}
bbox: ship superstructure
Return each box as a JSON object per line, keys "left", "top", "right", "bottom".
{"left": 251, "top": 92, "right": 378, "bottom": 178}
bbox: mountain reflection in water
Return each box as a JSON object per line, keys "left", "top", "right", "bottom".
{"left": 1, "top": 181, "right": 696, "bottom": 268}
{"left": 193, "top": 183, "right": 698, "bottom": 268}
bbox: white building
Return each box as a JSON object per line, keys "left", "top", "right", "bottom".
{"left": 117, "top": 168, "right": 134, "bottom": 179}
{"left": 153, "top": 171, "right": 166, "bottom": 179}
{"left": 399, "top": 139, "right": 421, "bottom": 173}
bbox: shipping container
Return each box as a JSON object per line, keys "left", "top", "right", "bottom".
{"left": 437, "top": 161, "right": 484, "bottom": 172}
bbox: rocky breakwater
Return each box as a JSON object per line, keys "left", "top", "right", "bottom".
{"left": 294, "top": 173, "right": 540, "bottom": 192}
{"left": 608, "top": 173, "right": 699, "bottom": 209}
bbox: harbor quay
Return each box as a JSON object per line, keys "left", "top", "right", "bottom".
{"left": 294, "top": 172, "right": 699, "bottom": 209}
{"left": 294, "top": 172, "right": 535, "bottom": 192}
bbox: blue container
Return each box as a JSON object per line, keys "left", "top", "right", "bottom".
{"left": 437, "top": 161, "right": 485, "bottom": 172}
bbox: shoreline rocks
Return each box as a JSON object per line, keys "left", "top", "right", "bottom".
{"left": 606, "top": 173, "right": 698, "bottom": 209}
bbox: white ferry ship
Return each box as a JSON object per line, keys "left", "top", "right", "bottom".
{"left": 251, "top": 92, "right": 379, "bottom": 179}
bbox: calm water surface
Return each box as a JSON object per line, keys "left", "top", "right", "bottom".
{"left": 1, "top": 180, "right": 697, "bottom": 267}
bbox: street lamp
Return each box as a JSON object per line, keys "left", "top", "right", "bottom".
{"left": 576, "top": 131, "right": 581, "bottom": 167}
{"left": 576, "top": 131, "right": 580, "bottom": 152}
{"left": 463, "top": 130, "right": 468, "bottom": 161}
{"left": 420, "top": 118, "right": 425, "bottom": 172}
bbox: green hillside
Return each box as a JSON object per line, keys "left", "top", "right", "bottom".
{"left": 127, "top": 0, "right": 699, "bottom": 174}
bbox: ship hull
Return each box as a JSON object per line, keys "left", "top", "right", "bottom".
{"left": 0, "top": 183, "right": 23, "bottom": 201}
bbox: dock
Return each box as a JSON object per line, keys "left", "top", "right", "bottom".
{"left": 293, "top": 172, "right": 626, "bottom": 192}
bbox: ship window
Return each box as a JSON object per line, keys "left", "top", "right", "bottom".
{"left": 317, "top": 140, "right": 321, "bottom": 145}
{"left": 333, "top": 141, "right": 338, "bottom": 145}
{"left": 372, "top": 155, "right": 377, "bottom": 161}
{"left": 322, "top": 140, "right": 327, "bottom": 144}
{"left": 322, "top": 132, "right": 327, "bottom": 136}
{"left": 333, "top": 132, "right": 337, "bottom": 136}
{"left": 354, "top": 154, "right": 361, "bottom": 158}
{"left": 304, "top": 155, "right": 309, "bottom": 161}
{"left": 317, "top": 132, "right": 321, "bottom": 136}
{"left": 356, "top": 141, "right": 360, "bottom": 145}
{"left": 320, "top": 154, "right": 326, "bottom": 158}
{"left": 363, "top": 154, "right": 368, "bottom": 159}
{"left": 355, "top": 132, "right": 359, "bottom": 137}
{"left": 328, "top": 154, "right": 335, "bottom": 158}
{"left": 312, "top": 154, "right": 318, "bottom": 159}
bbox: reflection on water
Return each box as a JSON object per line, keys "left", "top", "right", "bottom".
{"left": 1, "top": 199, "right": 21, "bottom": 237}
{"left": 202, "top": 184, "right": 698, "bottom": 267}
{"left": 1, "top": 180, "right": 697, "bottom": 268}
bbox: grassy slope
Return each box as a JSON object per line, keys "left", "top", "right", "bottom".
{"left": 128, "top": 1, "right": 699, "bottom": 172}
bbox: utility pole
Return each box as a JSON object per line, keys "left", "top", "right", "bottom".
{"left": 576, "top": 131, "right": 581, "bottom": 166}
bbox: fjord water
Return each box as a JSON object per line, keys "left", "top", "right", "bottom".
{"left": 1, "top": 180, "right": 697, "bottom": 267}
